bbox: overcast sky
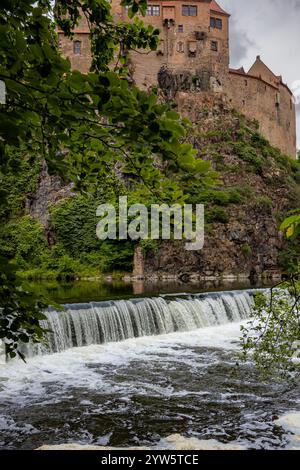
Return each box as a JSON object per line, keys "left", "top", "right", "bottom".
{"left": 219, "top": 0, "right": 300, "bottom": 150}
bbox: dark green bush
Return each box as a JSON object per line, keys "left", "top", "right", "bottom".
{"left": 206, "top": 207, "right": 229, "bottom": 224}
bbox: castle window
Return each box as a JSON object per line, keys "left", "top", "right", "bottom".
{"left": 245, "top": 79, "right": 248, "bottom": 86}
{"left": 73, "top": 40, "right": 81, "bottom": 55}
{"left": 146, "top": 5, "right": 160, "bottom": 16}
{"left": 210, "top": 17, "right": 222, "bottom": 29}
{"left": 211, "top": 40, "right": 218, "bottom": 51}
{"left": 176, "top": 41, "right": 184, "bottom": 53}
{"left": 178, "top": 25, "right": 184, "bottom": 33}
{"left": 182, "top": 5, "right": 198, "bottom": 17}
{"left": 188, "top": 41, "right": 197, "bottom": 56}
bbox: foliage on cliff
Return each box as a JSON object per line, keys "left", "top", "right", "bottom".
{"left": 141, "top": 105, "right": 300, "bottom": 277}
{"left": 2, "top": 106, "right": 300, "bottom": 282}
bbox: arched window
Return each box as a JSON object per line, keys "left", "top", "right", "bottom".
{"left": 177, "top": 41, "right": 184, "bottom": 53}
{"left": 73, "top": 40, "right": 81, "bottom": 55}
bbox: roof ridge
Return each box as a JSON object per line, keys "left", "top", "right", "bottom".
{"left": 210, "top": 0, "right": 230, "bottom": 17}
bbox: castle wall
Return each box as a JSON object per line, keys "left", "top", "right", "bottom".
{"left": 226, "top": 72, "right": 296, "bottom": 158}
{"left": 57, "top": 16, "right": 91, "bottom": 73}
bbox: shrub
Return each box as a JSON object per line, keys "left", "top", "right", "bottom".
{"left": 230, "top": 141, "right": 264, "bottom": 173}
{"left": 254, "top": 196, "right": 273, "bottom": 212}
{"left": 278, "top": 243, "right": 300, "bottom": 272}
{"left": 207, "top": 207, "right": 229, "bottom": 224}
{"left": 0, "top": 151, "right": 41, "bottom": 219}
{"left": 50, "top": 196, "right": 101, "bottom": 256}
{"left": 241, "top": 244, "right": 252, "bottom": 256}
{"left": 140, "top": 239, "right": 158, "bottom": 255}
{"left": 0, "top": 216, "right": 48, "bottom": 268}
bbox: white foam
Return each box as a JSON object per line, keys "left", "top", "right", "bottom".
{"left": 161, "top": 434, "right": 245, "bottom": 450}
{"left": 275, "top": 412, "right": 300, "bottom": 434}
{"left": 36, "top": 434, "right": 245, "bottom": 451}
{"left": 274, "top": 412, "right": 300, "bottom": 450}
{"left": 0, "top": 322, "right": 243, "bottom": 405}
{"left": 0, "top": 414, "right": 38, "bottom": 435}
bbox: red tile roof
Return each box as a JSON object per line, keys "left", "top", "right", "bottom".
{"left": 210, "top": 0, "right": 230, "bottom": 17}
{"left": 230, "top": 67, "right": 246, "bottom": 74}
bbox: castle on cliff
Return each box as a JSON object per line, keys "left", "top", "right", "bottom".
{"left": 58, "top": 0, "right": 297, "bottom": 158}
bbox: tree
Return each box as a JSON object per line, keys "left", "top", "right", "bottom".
{"left": 241, "top": 212, "right": 300, "bottom": 378}
{"left": 0, "top": 0, "right": 217, "bottom": 357}
{"left": 280, "top": 209, "right": 300, "bottom": 240}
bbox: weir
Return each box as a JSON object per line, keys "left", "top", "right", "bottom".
{"left": 25, "top": 290, "right": 255, "bottom": 357}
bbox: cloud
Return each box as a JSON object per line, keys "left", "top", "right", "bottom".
{"left": 291, "top": 81, "right": 300, "bottom": 106}
{"left": 228, "top": 18, "right": 256, "bottom": 68}
{"left": 219, "top": 0, "right": 300, "bottom": 149}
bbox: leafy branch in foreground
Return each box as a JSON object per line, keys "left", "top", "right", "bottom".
{"left": 240, "top": 205, "right": 300, "bottom": 379}
{"left": 241, "top": 275, "right": 300, "bottom": 378}
{"left": 280, "top": 209, "right": 300, "bottom": 240}
{"left": 0, "top": 257, "right": 48, "bottom": 360}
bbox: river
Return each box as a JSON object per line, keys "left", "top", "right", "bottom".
{"left": 0, "top": 284, "right": 299, "bottom": 450}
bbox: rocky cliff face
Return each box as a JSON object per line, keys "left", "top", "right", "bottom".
{"left": 138, "top": 102, "right": 299, "bottom": 280}
{"left": 26, "top": 160, "right": 74, "bottom": 229}
{"left": 26, "top": 103, "right": 299, "bottom": 281}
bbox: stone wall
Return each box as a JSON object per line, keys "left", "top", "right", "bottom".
{"left": 57, "top": 15, "right": 91, "bottom": 73}
{"left": 226, "top": 72, "right": 297, "bottom": 158}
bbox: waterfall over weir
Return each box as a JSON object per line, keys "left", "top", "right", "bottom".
{"left": 27, "top": 290, "right": 255, "bottom": 357}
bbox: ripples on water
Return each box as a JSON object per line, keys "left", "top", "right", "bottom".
{"left": 0, "top": 290, "right": 299, "bottom": 450}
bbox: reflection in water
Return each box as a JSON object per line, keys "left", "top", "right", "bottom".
{"left": 27, "top": 278, "right": 273, "bottom": 304}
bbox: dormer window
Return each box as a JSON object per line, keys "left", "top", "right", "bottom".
{"left": 182, "top": 5, "right": 197, "bottom": 17}
{"left": 210, "top": 17, "right": 222, "bottom": 29}
{"left": 73, "top": 40, "right": 81, "bottom": 55}
{"left": 146, "top": 5, "right": 160, "bottom": 16}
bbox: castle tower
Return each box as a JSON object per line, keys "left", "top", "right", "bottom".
{"left": 120, "top": 0, "right": 230, "bottom": 89}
